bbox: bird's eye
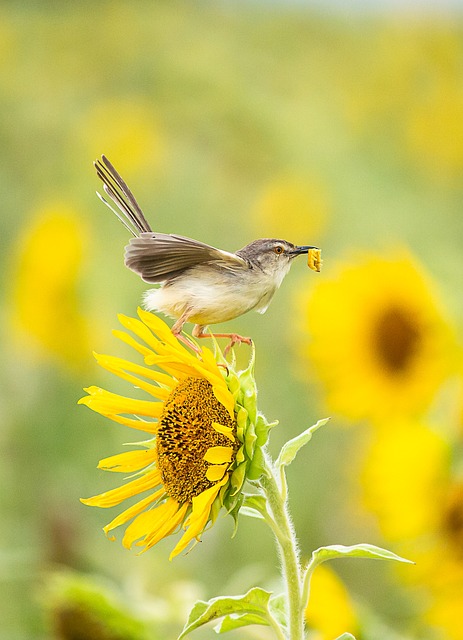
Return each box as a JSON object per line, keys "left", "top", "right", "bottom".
{"left": 274, "top": 245, "right": 284, "bottom": 255}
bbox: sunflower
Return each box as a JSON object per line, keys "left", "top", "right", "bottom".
{"left": 10, "top": 204, "right": 90, "bottom": 369}
{"left": 362, "top": 421, "right": 463, "bottom": 639}
{"left": 305, "top": 564, "right": 359, "bottom": 640}
{"left": 80, "top": 309, "right": 271, "bottom": 559}
{"left": 299, "top": 251, "right": 455, "bottom": 422}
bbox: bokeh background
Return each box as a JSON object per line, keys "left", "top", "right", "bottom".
{"left": 2, "top": 1, "right": 463, "bottom": 638}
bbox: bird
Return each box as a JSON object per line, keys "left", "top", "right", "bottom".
{"left": 94, "top": 155, "right": 321, "bottom": 351}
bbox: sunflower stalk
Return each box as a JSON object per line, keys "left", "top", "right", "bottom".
{"left": 259, "top": 451, "right": 305, "bottom": 640}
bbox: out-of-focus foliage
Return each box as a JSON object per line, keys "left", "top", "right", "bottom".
{"left": 44, "top": 571, "right": 154, "bottom": 640}
{"left": 1, "top": 2, "right": 463, "bottom": 639}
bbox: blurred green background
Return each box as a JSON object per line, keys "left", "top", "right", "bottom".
{"left": 2, "top": 1, "right": 463, "bottom": 639}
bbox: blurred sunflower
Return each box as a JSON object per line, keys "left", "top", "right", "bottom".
{"left": 362, "top": 421, "right": 463, "bottom": 640}
{"left": 305, "top": 564, "right": 359, "bottom": 640}
{"left": 77, "top": 98, "right": 164, "bottom": 177}
{"left": 10, "top": 204, "right": 90, "bottom": 369}
{"left": 406, "top": 76, "right": 463, "bottom": 185}
{"left": 251, "top": 174, "right": 329, "bottom": 246}
{"left": 81, "top": 309, "right": 271, "bottom": 559}
{"left": 299, "top": 252, "right": 455, "bottom": 422}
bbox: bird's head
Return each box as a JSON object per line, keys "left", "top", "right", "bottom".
{"left": 237, "top": 239, "right": 317, "bottom": 284}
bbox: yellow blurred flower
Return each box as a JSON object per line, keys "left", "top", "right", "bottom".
{"left": 406, "top": 77, "right": 463, "bottom": 185}
{"left": 81, "top": 310, "right": 268, "bottom": 559}
{"left": 305, "top": 564, "right": 359, "bottom": 640}
{"left": 362, "top": 421, "right": 449, "bottom": 545}
{"left": 251, "top": 175, "right": 329, "bottom": 246}
{"left": 10, "top": 204, "right": 90, "bottom": 368}
{"left": 299, "top": 251, "right": 454, "bottom": 422}
{"left": 77, "top": 98, "right": 163, "bottom": 177}
{"left": 362, "top": 421, "right": 463, "bottom": 639}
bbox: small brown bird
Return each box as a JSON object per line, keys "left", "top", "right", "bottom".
{"left": 94, "top": 155, "right": 320, "bottom": 349}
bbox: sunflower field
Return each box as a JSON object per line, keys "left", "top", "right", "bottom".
{"left": 2, "top": 2, "right": 463, "bottom": 639}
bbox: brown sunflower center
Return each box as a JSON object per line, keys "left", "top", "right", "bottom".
{"left": 442, "top": 484, "right": 463, "bottom": 556}
{"left": 372, "top": 305, "right": 421, "bottom": 374}
{"left": 156, "top": 377, "right": 237, "bottom": 504}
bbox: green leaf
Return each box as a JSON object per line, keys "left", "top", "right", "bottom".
{"left": 310, "top": 544, "right": 414, "bottom": 567}
{"left": 276, "top": 418, "right": 330, "bottom": 468}
{"left": 241, "top": 495, "right": 268, "bottom": 520}
{"left": 268, "top": 593, "right": 287, "bottom": 629}
{"left": 334, "top": 634, "right": 357, "bottom": 640}
{"left": 214, "top": 612, "right": 269, "bottom": 633}
{"left": 178, "top": 587, "right": 273, "bottom": 639}
{"left": 243, "top": 494, "right": 267, "bottom": 513}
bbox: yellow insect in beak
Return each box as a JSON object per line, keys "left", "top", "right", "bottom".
{"left": 307, "top": 248, "right": 322, "bottom": 272}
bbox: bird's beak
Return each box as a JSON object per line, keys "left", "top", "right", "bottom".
{"left": 290, "top": 245, "right": 318, "bottom": 257}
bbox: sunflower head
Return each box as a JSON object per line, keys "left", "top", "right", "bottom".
{"left": 80, "top": 309, "right": 274, "bottom": 559}
{"left": 300, "top": 251, "right": 455, "bottom": 422}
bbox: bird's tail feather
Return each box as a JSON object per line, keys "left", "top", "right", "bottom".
{"left": 94, "top": 155, "right": 152, "bottom": 236}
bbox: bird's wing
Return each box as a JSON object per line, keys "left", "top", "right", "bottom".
{"left": 125, "top": 232, "right": 248, "bottom": 283}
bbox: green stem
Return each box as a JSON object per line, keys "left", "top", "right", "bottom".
{"left": 260, "top": 453, "right": 305, "bottom": 640}
{"left": 300, "top": 555, "right": 317, "bottom": 620}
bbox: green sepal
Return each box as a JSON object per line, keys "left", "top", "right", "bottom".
{"left": 247, "top": 445, "right": 265, "bottom": 480}
{"left": 230, "top": 461, "right": 247, "bottom": 495}
{"left": 235, "top": 444, "right": 245, "bottom": 464}
{"left": 227, "top": 492, "right": 244, "bottom": 538}
{"left": 309, "top": 543, "right": 414, "bottom": 568}
{"left": 236, "top": 406, "right": 248, "bottom": 431}
{"left": 255, "top": 414, "right": 278, "bottom": 446}
{"left": 276, "top": 418, "right": 330, "bottom": 469}
{"left": 243, "top": 418, "right": 257, "bottom": 460}
{"left": 226, "top": 372, "right": 241, "bottom": 397}
{"left": 209, "top": 493, "right": 223, "bottom": 526}
{"left": 177, "top": 587, "right": 273, "bottom": 639}
{"left": 334, "top": 634, "right": 357, "bottom": 640}
{"left": 237, "top": 364, "right": 257, "bottom": 424}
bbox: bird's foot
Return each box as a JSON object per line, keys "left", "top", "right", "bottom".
{"left": 221, "top": 333, "right": 253, "bottom": 357}
{"left": 193, "top": 328, "right": 252, "bottom": 357}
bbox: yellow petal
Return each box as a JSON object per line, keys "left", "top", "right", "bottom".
{"left": 212, "top": 384, "right": 235, "bottom": 420}
{"left": 206, "top": 464, "right": 227, "bottom": 482}
{"left": 113, "top": 329, "right": 154, "bottom": 358}
{"left": 203, "top": 446, "right": 234, "bottom": 464}
{"left": 197, "top": 346, "right": 226, "bottom": 385}
{"left": 98, "top": 449, "right": 156, "bottom": 473}
{"left": 122, "top": 497, "right": 178, "bottom": 549}
{"left": 80, "top": 469, "right": 161, "bottom": 508}
{"left": 79, "top": 387, "right": 163, "bottom": 418}
{"left": 118, "top": 314, "right": 172, "bottom": 357}
{"left": 142, "top": 502, "right": 189, "bottom": 551}
{"left": 105, "top": 414, "right": 158, "bottom": 433}
{"left": 105, "top": 355, "right": 174, "bottom": 388}
{"left": 137, "top": 308, "right": 186, "bottom": 351}
{"left": 144, "top": 355, "right": 197, "bottom": 378}
{"left": 170, "top": 478, "right": 227, "bottom": 559}
{"left": 94, "top": 353, "right": 173, "bottom": 397}
{"left": 103, "top": 489, "right": 165, "bottom": 534}
{"left": 212, "top": 422, "right": 236, "bottom": 443}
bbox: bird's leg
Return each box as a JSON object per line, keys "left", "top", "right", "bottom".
{"left": 193, "top": 325, "right": 253, "bottom": 356}
{"left": 171, "top": 314, "right": 201, "bottom": 354}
